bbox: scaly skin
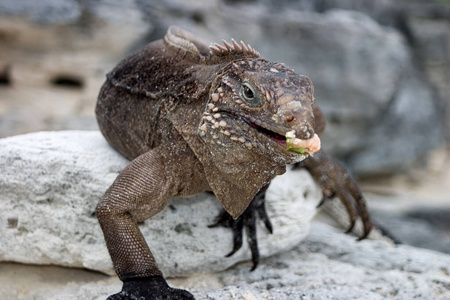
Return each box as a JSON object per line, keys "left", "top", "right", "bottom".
{"left": 95, "top": 26, "right": 372, "bottom": 299}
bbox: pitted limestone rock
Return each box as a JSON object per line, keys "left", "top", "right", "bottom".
{"left": 0, "top": 130, "right": 321, "bottom": 276}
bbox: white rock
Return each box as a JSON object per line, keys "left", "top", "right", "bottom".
{"left": 0, "top": 130, "right": 321, "bottom": 276}
{"left": 31, "top": 222, "right": 450, "bottom": 300}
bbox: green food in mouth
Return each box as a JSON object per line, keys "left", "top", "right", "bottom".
{"left": 286, "top": 143, "right": 307, "bottom": 154}
{"left": 285, "top": 131, "right": 308, "bottom": 154}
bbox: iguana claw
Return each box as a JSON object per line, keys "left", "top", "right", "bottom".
{"left": 296, "top": 150, "right": 373, "bottom": 240}
{"left": 209, "top": 185, "right": 272, "bottom": 271}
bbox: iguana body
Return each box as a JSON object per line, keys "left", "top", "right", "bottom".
{"left": 96, "top": 26, "right": 371, "bottom": 299}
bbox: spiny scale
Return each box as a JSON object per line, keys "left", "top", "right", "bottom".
{"left": 209, "top": 38, "right": 260, "bottom": 57}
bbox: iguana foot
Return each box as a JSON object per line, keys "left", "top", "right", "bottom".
{"left": 297, "top": 150, "right": 373, "bottom": 240}
{"left": 209, "top": 185, "right": 272, "bottom": 271}
{"left": 107, "top": 276, "right": 195, "bottom": 300}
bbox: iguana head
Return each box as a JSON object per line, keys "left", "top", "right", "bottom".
{"left": 199, "top": 55, "right": 320, "bottom": 164}
{"left": 163, "top": 27, "right": 321, "bottom": 217}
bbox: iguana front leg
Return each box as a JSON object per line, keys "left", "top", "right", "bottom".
{"left": 96, "top": 148, "right": 195, "bottom": 300}
{"left": 296, "top": 150, "right": 373, "bottom": 239}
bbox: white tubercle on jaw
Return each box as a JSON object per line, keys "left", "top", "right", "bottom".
{"left": 285, "top": 130, "right": 321, "bottom": 155}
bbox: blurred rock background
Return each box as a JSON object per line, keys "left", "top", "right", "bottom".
{"left": 0, "top": 0, "right": 449, "bottom": 296}
{"left": 1, "top": 0, "right": 449, "bottom": 171}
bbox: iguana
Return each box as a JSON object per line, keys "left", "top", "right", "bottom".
{"left": 95, "top": 26, "right": 372, "bottom": 300}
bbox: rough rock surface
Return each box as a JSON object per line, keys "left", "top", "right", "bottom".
{"left": 0, "top": 130, "right": 321, "bottom": 276}
{"left": 29, "top": 222, "right": 450, "bottom": 300}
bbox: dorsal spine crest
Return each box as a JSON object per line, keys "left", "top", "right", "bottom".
{"left": 209, "top": 38, "right": 260, "bottom": 57}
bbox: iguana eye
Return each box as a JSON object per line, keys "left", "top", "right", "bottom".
{"left": 239, "top": 81, "right": 262, "bottom": 107}
{"left": 243, "top": 84, "right": 254, "bottom": 99}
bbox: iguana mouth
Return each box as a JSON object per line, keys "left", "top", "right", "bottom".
{"left": 213, "top": 111, "right": 319, "bottom": 154}
{"left": 242, "top": 117, "right": 287, "bottom": 147}
{"left": 241, "top": 117, "right": 321, "bottom": 155}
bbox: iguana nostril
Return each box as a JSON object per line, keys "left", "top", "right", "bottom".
{"left": 286, "top": 116, "right": 295, "bottom": 122}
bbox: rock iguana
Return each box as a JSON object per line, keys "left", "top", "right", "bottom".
{"left": 95, "top": 26, "right": 372, "bottom": 300}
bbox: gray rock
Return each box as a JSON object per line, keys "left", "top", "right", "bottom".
{"left": 409, "top": 17, "right": 450, "bottom": 142}
{"left": 367, "top": 192, "right": 450, "bottom": 255}
{"left": 0, "top": 130, "right": 321, "bottom": 276}
{"left": 0, "top": 0, "right": 145, "bottom": 25}
{"left": 348, "top": 69, "right": 442, "bottom": 174}
{"left": 0, "top": 0, "right": 81, "bottom": 24}
{"left": 32, "top": 222, "right": 450, "bottom": 300}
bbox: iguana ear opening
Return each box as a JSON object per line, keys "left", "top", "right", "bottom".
{"left": 164, "top": 26, "right": 208, "bottom": 62}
